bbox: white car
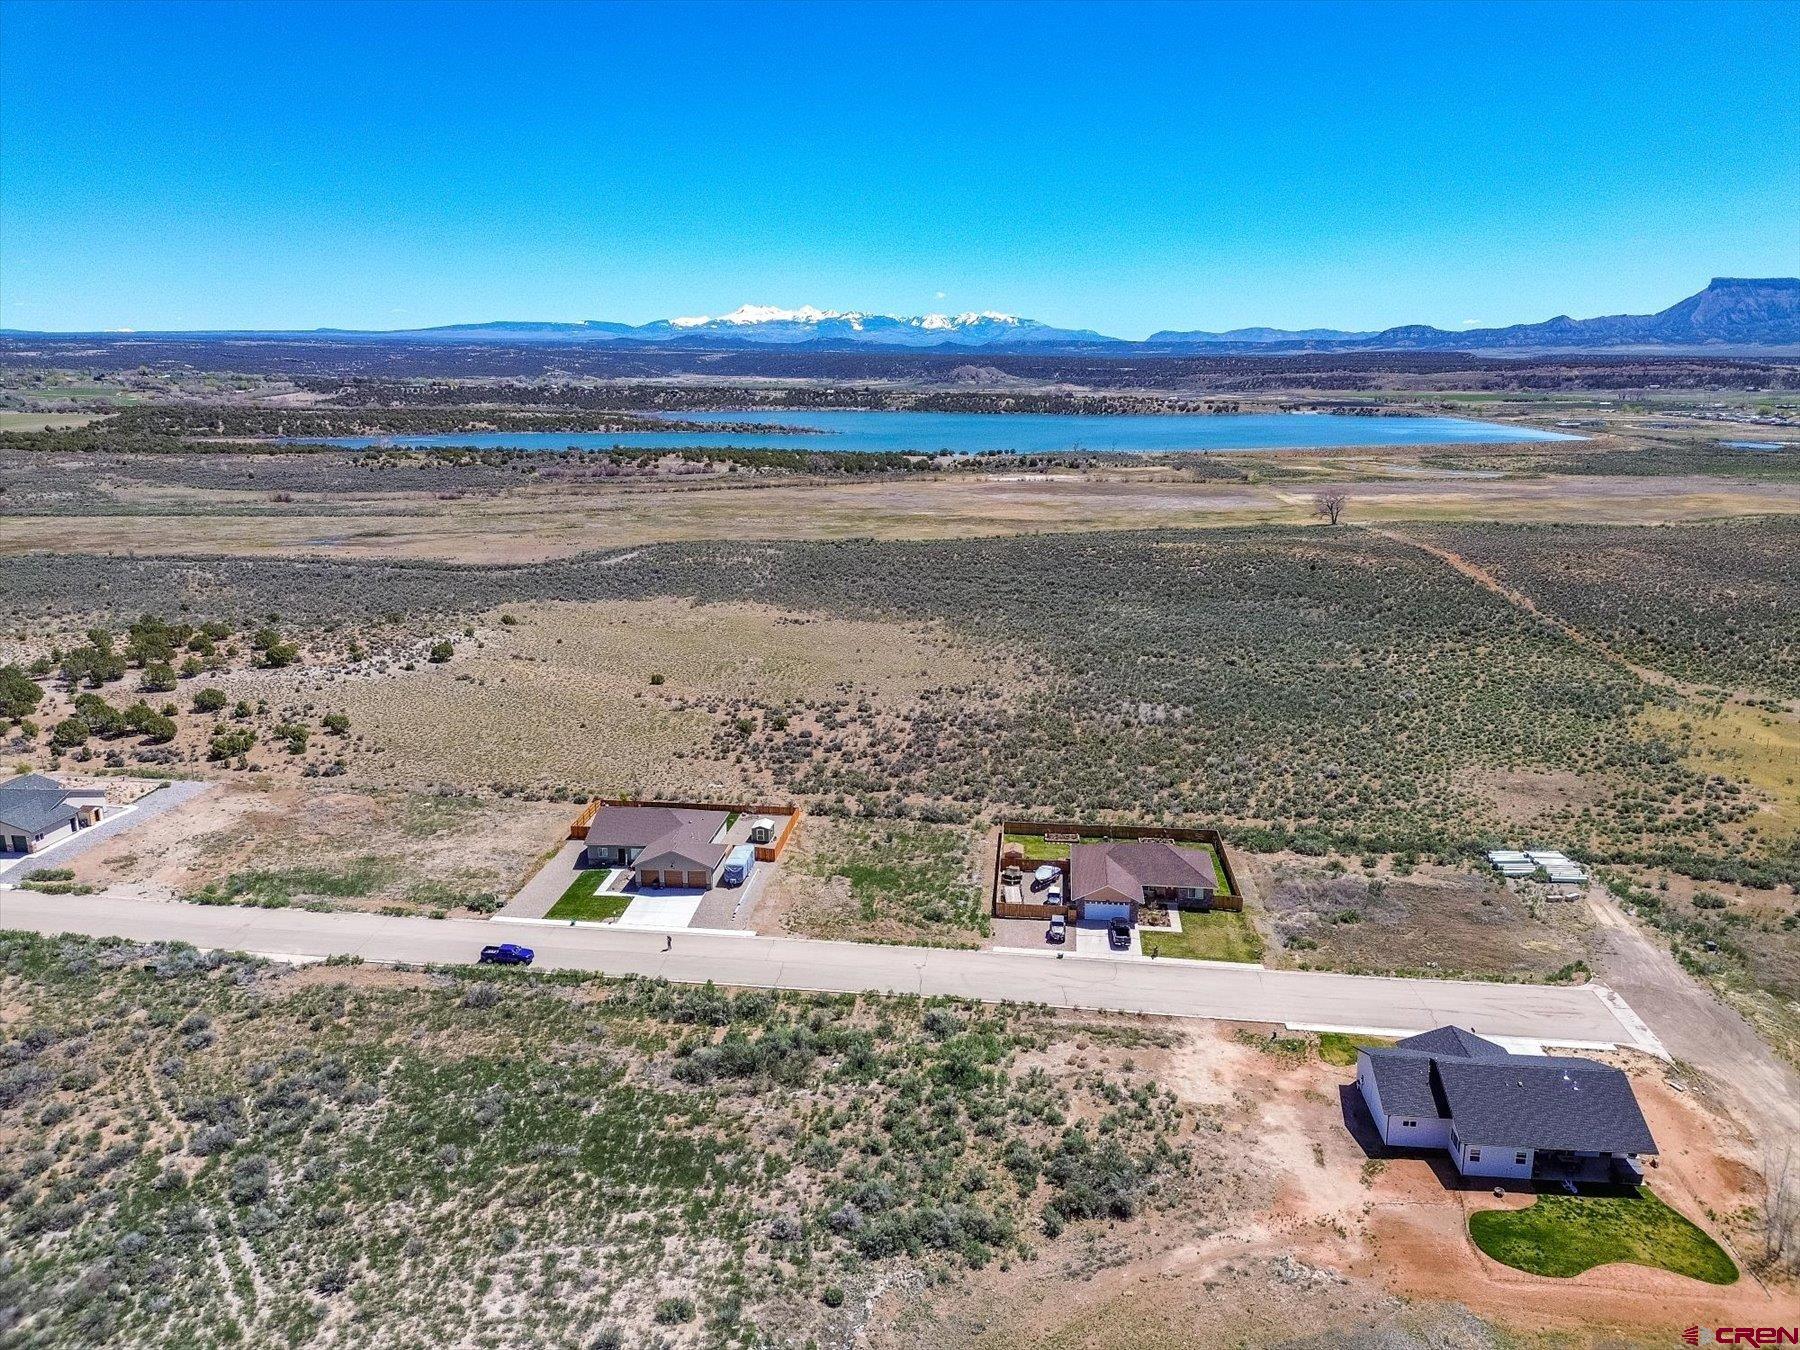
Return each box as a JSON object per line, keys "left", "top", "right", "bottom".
{"left": 1046, "top": 915, "right": 1067, "bottom": 944}
{"left": 1047, "top": 879, "right": 1064, "bottom": 905}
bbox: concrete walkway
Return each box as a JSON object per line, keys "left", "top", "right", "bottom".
{"left": 0, "top": 780, "right": 213, "bottom": 885}
{"left": 0, "top": 890, "right": 1656, "bottom": 1050}
{"left": 499, "top": 839, "right": 585, "bottom": 919}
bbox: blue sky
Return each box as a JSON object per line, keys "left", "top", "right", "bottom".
{"left": 3, "top": 0, "right": 1796, "bottom": 337}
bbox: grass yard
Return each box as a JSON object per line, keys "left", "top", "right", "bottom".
{"left": 1469, "top": 1188, "right": 1738, "bottom": 1284}
{"left": 1314, "top": 1032, "right": 1396, "bottom": 1066}
{"left": 1140, "top": 909, "right": 1263, "bottom": 963}
{"left": 545, "top": 868, "right": 633, "bottom": 922}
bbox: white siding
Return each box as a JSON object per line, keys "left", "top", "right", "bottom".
{"left": 1388, "top": 1114, "right": 1451, "bottom": 1149}
{"left": 1356, "top": 1054, "right": 1451, "bottom": 1148}
{"left": 1452, "top": 1131, "right": 1534, "bottom": 1180}
{"left": 1356, "top": 1057, "right": 1386, "bottom": 1136}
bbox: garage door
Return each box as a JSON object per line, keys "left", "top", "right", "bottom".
{"left": 686, "top": 870, "right": 711, "bottom": 888}
{"left": 1082, "top": 901, "right": 1132, "bottom": 923}
{"left": 639, "top": 869, "right": 662, "bottom": 887}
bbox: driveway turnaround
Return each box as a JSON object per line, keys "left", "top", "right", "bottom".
{"left": 0, "top": 891, "right": 1655, "bottom": 1051}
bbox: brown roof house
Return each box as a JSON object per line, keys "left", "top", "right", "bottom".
{"left": 1067, "top": 840, "right": 1219, "bottom": 922}
{"left": 583, "top": 805, "right": 731, "bottom": 889}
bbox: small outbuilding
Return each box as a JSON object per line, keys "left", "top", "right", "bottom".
{"left": 749, "top": 816, "right": 777, "bottom": 845}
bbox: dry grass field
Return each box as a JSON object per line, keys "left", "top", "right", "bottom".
{"left": 4, "top": 465, "right": 1799, "bottom": 563}
{"left": 227, "top": 599, "right": 1007, "bottom": 798}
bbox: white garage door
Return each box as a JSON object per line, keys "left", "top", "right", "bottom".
{"left": 1082, "top": 901, "right": 1132, "bottom": 923}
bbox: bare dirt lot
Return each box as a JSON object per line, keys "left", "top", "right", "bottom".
{"left": 62, "top": 779, "right": 570, "bottom": 914}
{"left": 1251, "top": 858, "right": 1592, "bottom": 980}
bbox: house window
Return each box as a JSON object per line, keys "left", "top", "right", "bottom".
{"left": 1400, "top": 1119, "right": 1417, "bottom": 1128}
{"left": 1468, "top": 1148, "right": 1482, "bottom": 1163}
{"left": 1514, "top": 1152, "right": 1528, "bottom": 1165}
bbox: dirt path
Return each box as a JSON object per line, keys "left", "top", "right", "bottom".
{"left": 1378, "top": 524, "right": 1800, "bottom": 1158}
{"left": 1587, "top": 886, "right": 1800, "bottom": 1151}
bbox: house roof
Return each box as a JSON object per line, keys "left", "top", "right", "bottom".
{"left": 587, "top": 805, "right": 730, "bottom": 873}
{"left": 1361, "top": 1027, "right": 1658, "bottom": 1155}
{"left": 1068, "top": 841, "right": 1217, "bottom": 906}
{"left": 0, "top": 775, "right": 81, "bottom": 835}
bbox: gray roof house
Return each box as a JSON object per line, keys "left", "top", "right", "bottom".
{"left": 0, "top": 773, "right": 108, "bottom": 854}
{"left": 1067, "top": 840, "right": 1218, "bottom": 921}
{"left": 583, "top": 805, "right": 731, "bottom": 888}
{"left": 1355, "top": 1026, "right": 1658, "bottom": 1183}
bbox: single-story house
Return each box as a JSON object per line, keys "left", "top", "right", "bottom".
{"left": 583, "top": 805, "right": 731, "bottom": 889}
{"left": 1355, "top": 1026, "right": 1658, "bottom": 1182}
{"left": 1067, "top": 840, "right": 1218, "bottom": 923}
{"left": 0, "top": 773, "right": 108, "bottom": 854}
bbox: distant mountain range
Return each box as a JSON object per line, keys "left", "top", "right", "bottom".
{"left": 8, "top": 279, "right": 1798, "bottom": 353}
{"left": 362, "top": 305, "right": 1120, "bottom": 349}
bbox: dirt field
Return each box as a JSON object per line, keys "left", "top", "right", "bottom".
{"left": 4, "top": 468, "right": 1799, "bottom": 562}
{"left": 1249, "top": 859, "right": 1592, "bottom": 980}
{"left": 61, "top": 779, "right": 570, "bottom": 914}
{"left": 897, "top": 1023, "right": 1790, "bottom": 1348}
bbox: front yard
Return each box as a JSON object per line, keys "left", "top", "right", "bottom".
{"left": 1468, "top": 1187, "right": 1738, "bottom": 1284}
{"left": 1140, "top": 910, "right": 1262, "bottom": 963}
{"left": 545, "top": 868, "right": 633, "bottom": 922}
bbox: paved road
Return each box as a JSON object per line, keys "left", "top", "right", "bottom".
{"left": 0, "top": 780, "right": 214, "bottom": 884}
{"left": 0, "top": 891, "right": 1652, "bottom": 1049}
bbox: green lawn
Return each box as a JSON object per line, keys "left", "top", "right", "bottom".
{"left": 1469, "top": 1188, "right": 1737, "bottom": 1284}
{"left": 545, "top": 869, "right": 633, "bottom": 923}
{"left": 1314, "top": 1032, "right": 1395, "bottom": 1066}
{"left": 1139, "top": 910, "right": 1262, "bottom": 963}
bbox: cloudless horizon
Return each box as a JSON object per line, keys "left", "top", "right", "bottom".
{"left": 2, "top": 0, "right": 1797, "bottom": 337}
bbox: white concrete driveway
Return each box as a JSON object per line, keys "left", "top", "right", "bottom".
{"left": 0, "top": 890, "right": 1659, "bottom": 1052}
{"left": 614, "top": 892, "right": 704, "bottom": 930}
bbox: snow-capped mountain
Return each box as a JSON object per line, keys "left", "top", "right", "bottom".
{"left": 349, "top": 307, "right": 1120, "bottom": 348}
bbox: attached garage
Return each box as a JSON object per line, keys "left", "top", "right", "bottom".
{"left": 1080, "top": 900, "right": 1133, "bottom": 923}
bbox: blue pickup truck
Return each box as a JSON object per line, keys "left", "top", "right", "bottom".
{"left": 478, "top": 943, "right": 534, "bottom": 966}
{"left": 721, "top": 843, "right": 757, "bottom": 887}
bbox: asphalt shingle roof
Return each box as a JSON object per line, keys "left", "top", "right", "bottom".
{"left": 585, "top": 806, "right": 730, "bottom": 872}
{"left": 1068, "top": 841, "right": 1217, "bottom": 906}
{"left": 1361, "top": 1028, "right": 1658, "bottom": 1156}
{"left": 0, "top": 775, "right": 81, "bottom": 835}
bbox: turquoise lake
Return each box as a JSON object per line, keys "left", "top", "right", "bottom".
{"left": 309, "top": 409, "right": 1582, "bottom": 455}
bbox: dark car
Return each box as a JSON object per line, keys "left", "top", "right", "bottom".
{"left": 1045, "top": 915, "right": 1067, "bottom": 945}
{"left": 1107, "top": 919, "right": 1131, "bottom": 951}
{"left": 478, "top": 943, "right": 534, "bottom": 966}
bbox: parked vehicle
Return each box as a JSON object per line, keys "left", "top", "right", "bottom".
{"left": 478, "top": 943, "right": 534, "bottom": 966}
{"left": 1030, "top": 864, "right": 1060, "bottom": 891}
{"left": 1047, "top": 878, "right": 1064, "bottom": 905}
{"left": 1046, "top": 915, "right": 1067, "bottom": 944}
{"left": 721, "top": 843, "right": 757, "bottom": 887}
{"left": 1107, "top": 919, "right": 1131, "bottom": 951}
